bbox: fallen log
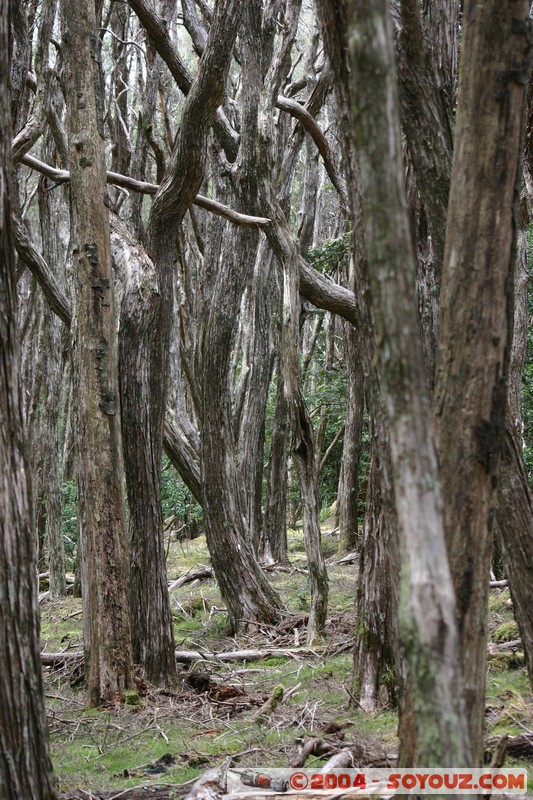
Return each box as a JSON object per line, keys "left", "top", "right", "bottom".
{"left": 42, "top": 645, "right": 327, "bottom": 670}
{"left": 488, "top": 639, "right": 522, "bottom": 652}
{"left": 60, "top": 786, "right": 190, "bottom": 800}
{"left": 485, "top": 733, "right": 533, "bottom": 762}
{"left": 289, "top": 736, "right": 396, "bottom": 770}
{"left": 174, "top": 647, "right": 323, "bottom": 663}
{"left": 168, "top": 567, "right": 214, "bottom": 592}
{"left": 42, "top": 652, "right": 83, "bottom": 667}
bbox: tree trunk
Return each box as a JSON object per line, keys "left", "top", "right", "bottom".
{"left": 0, "top": 2, "right": 56, "bottom": 791}
{"left": 62, "top": 0, "right": 134, "bottom": 705}
{"left": 37, "top": 128, "right": 68, "bottom": 598}
{"left": 200, "top": 235, "right": 284, "bottom": 630}
{"left": 331, "top": 0, "right": 471, "bottom": 766}
{"left": 263, "top": 364, "right": 289, "bottom": 565}
{"left": 434, "top": 0, "right": 530, "bottom": 763}
{"left": 351, "top": 417, "right": 399, "bottom": 713}
{"left": 236, "top": 241, "right": 274, "bottom": 553}
{"left": 117, "top": 223, "right": 177, "bottom": 686}
{"left": 337, "top": 320, "right": 364, "bottom": 553}
{"left": 495, "top": 231, "right": 533, "bottom": 686}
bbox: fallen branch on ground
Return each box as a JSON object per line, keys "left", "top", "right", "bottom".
{"left": 485, "top": 733, "right": 533, "bottom": 761}
{"left": 168, "top": 567, "right": 214, "bottom": 592}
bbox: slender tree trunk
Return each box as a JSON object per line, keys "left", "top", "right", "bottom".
{"left": 434, "top": 0, "right": 530, "bottom": 763}
{"left": 495, "top": 231, "right": 533, "bottom": 686}
{"left": 0, "top": 3, "right": 56, "bottom": 792}
{"left": 351, "top": 435, "right": 398, "bottom": 712}
{"left": 37, "top": 130, "right": 67, "bottom": 598}
{"left": 236, "top": 242, "right": 274, "bottom": 553}
{"left": 337, "top": 320, "right": 364, "bottom": 552}
{"left": 263, "top": 363, "right": 289, "bottom": 565}
{"left": 62, "top": 0, "right": 134, "bottom": 705}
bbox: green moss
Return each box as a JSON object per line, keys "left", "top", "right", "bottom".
{"left": 487, "top": 651, "right": 525, "bottom": 672}
{"left": 493, "top": 621, "right": 520, "bottom": 643}
{"left": 123, "top": 690, "right": 142, "bottom": 706}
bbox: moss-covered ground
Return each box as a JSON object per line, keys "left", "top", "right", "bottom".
{"left": 41, "top": 526, "right": 533, "bottom": 796}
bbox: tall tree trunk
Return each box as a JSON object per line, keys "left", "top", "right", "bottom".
{"left": 62, "top": 0, "right": 134, "bottom": 705}
{"left": 337, "top": 320, "right": 364, "bottom": 553}
{"left": 117, "top": 222, "right": 177, "bottom": 686}
{"left": 0, "top": 2, "right": 56, "bottom": 792}
{"left": 352, "top": 434, "right": 398, "bottom": 712}
{"left": 37, "top": 128, "right": 67, "bottom": 598}
{"left": 434, "top": 0, "right": 530, "bottom": 763}
{"left": 200, "top": 225, "right": 284, "bottom": 631}
{"left": 495, "top": 231, "right": 533, "bottom": 686}
{"left": 328, "top": 0, "right": 470, "bottom": 766}
{"left": 236, "top": 242, "right": 274, "bottom": 553}
{"left": 124, "top": 0, "right": 279, "bottom": 644}
{"left": 263, "top": 363, "right": 289, "bottom": 565}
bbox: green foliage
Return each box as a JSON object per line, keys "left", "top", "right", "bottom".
{"left": 307, "top": 234, "right": 350, "bottom": 274}
{"left": 159, "top": 456, "right": 202, "bottom": 526}
{"left": 60, "top": 479, "right": 78, "bottom": 557}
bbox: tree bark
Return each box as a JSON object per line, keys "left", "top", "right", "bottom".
{"left": 434, "top": 0, "right": 530, "bottom": 763}
{"left": 263, "top": 363, "right": 289, "bottom": 565}
{"left": 331, "top": 0, "right": 470, "bottom": 766}
{"left": 495, "top": 231, "right": 533, "bottom": 686}
{"left": 236, "top": 241, "right": 274, "bottom": 553}
{"left": 61, "top": 0, "right": 134, "bottom": 705}
{"left": 0, "top": 2, "right": 56, "bottom": 792}
{"left": 337, "top": 320, "right": 364, "bottom": 553}
{"left": 37, "top": 127, "right": 68, "bottom": 598}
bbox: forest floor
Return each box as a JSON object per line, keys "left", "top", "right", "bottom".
{"left": 41, "top": 523, "right": 533, "bottom": 799}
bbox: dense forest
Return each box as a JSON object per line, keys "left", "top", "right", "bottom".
{"left": 2, "top": 0, "right": 533, "bottom": 797}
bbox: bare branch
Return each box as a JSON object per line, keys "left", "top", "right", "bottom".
{"left": 127, "top": 0, "right": 239, "bottom": 160}
{"left": 276, "top": 94, "right": 349, "bottom": 210}
{"left": 20, "top": 154, "right": 271, "bottom": 228}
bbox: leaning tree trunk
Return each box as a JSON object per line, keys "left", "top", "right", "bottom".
{"left": 433, "top": 0, "right": 530, "bottom": 763}
{"left": 0, "top": 2, "right": 56, "bottom": 792}
{"left": 124, "top": 0, "right": 281, "bottom": 643}
{"left": 62, "top": 0, "right": 134, "bottom": 705}
{"left": 200, "top": 222, "right": 284, "bottom": 631}
{"left": 334, "top": 0, "right": 471, "bottom": 766}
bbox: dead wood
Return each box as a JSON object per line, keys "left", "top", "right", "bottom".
{"left": 60, "top": 785, "right": 190, "bottom": 799}
{"left": 42, "top": 647, "right": 317, "bottom": 669}
{"left": 488, "top": 639, "right": 522, "bottom": 652}
{"left": 42, "top": 652, "right": 83, "bottom": 667}
{"left": 288, "top": 736, "right": 340, "bottom": 767}
{"left": 289, "top": 734, "right": 396, "bottom": 770}
{"left": 253, "top": 684, "right": 284, "bottom": 720}
{"left": 59, "top": 768, "right": 224, "bottom": 800}
{"left": 168, "top": 567, "right": 214, "bottom": 592}
{"left": 485, "top": 733, "right": 533, "bottom": 761}
{"left": 490, "top": 734, "right": 508, "bottom": 769}
{"left": 335, "top": 551, "right": 357, "bottom": 565}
